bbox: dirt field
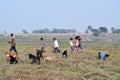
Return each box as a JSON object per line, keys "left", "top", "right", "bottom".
{"left": 0, "top": 33, "right": 120, "bottom": 80}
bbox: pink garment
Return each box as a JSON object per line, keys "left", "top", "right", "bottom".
{"left": 75, "top": 40, "right": 79, "bottom": 47}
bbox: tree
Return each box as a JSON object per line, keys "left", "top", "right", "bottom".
{"left": 43, "top": 28, "right": 49, "bottom": 33}
{"left": 51, "top": 28, "right": 58, "bottom": 33}
{"left": 85, "top": 29, "right": 89, "bottom": 33}
{"left": 111, "top": 27, "right": 115, "bottom": 33}
{"left": 111, "top": 27, "right": 120, "bottom": 34}
{"left": 99, "top": 27, "right": 108, "bottom": 33}
{"left": 91, "top": 29, "right": 101, "bottom": 36}
{"left": 32, "top": 28, "right": 77, "bottom": 34}
{"left": 32, "top": 30, "right": 39, "bottom": 33}
{"left": 22, "top": 29, "right": 29, "bottom": 34}
{"left": 87, "top": 25, "right": 93, "bottom": 31}
{"left": 4, "top": 30, "right": 7, "bottom": 34}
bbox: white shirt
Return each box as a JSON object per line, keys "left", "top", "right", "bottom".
{"left": 54, "top": 40, "right": 59, "bottom": 47}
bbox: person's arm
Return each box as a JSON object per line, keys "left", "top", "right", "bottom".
{"left": 8, "top": 38, "right": 12, "bottom": 43}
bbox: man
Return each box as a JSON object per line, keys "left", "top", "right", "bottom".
{"left": 8, "top": 33, "right": 18, "bottom": 54}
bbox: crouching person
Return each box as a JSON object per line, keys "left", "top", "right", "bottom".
{"left": 98, "top": 51, "right": 109, "bottom": 60}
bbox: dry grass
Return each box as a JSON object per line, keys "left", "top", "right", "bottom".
{"left": 0, "top": 34, "right": 120, "bottom": 80}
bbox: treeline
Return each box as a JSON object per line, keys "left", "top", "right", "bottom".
{"left": 22, "top": 28, "right": 77, "bottom": 34}
{"left": 86, "top": 25, "right": 120, "bottom": 36}
{"left": 21, "top": 26, "right": 120, "bottom": 36}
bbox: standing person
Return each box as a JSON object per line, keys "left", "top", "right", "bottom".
{"left": 8, "top": 33, "right": 18, "bottom": 54}
{"left": 78, "top": 36, "right": 83, "bottom": 50}
{"left": 75, "top": 36, "right": 79, "bottom": 53}
{"left": 69, "top": 38, "right": 74, "bottom": 52}
{"left": 40, "top": 37, "right": 45, "bottom": 51}
{"left": 53, "top": 38, "right": 60, "bottom": 53}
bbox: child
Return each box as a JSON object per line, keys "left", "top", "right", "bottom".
{"left": 75, "top": 36, "right": 79, "bottom": 53}
{"left": 98, "top": 51, "right": 109, "bottom": 60}
{"left": 69, "top": 38, "right": 74, "bottom": 52}
{"left": 40, "top": 37, "right": 45, "bottom": 51}
{"left": 53, "top": 38, "right": 60, "bottom": 53}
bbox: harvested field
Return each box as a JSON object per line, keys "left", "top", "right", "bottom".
{"left": 0, "top": 34, "right": 120, "bottom": 80}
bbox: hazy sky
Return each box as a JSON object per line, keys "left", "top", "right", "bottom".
{"left": 0, "top": 0, "right": 120, "bottom": 33}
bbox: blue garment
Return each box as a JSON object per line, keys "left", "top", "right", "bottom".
{"left": 70, "top": 46, "right": 74, "bottom": 51}
{"left": 100, "top": 52, "right": 105, "bottom": 60}
{"left": 79, "top": 44, "right": 83, "bottom": 49}
{"left": 10, "top": 46, "right": 18, "bottom": 54}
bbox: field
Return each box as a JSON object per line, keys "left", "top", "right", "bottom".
{"left": 0, "top": 33, "right": 120, "bottom": 80}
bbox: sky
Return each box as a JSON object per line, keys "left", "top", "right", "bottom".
{"left": 0, "top": 0, "right": 120, "bottom": 34}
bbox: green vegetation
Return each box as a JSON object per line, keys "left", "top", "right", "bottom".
{"left": 0, "top": 34, "right": 120, "bottom": 80}
{"left": 87, "top": 25, "right": 120, "bottom": 36}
